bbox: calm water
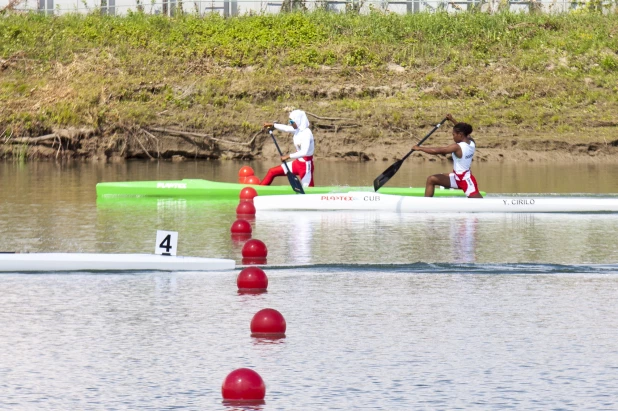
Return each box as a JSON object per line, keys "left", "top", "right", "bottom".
{"left": 1, "top": 160, "right": 618, "bottom": 410}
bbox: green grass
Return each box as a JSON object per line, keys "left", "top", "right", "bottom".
{"left": 1, "top": 10, "right": 617, "bottom": 142}
{"left": 3, "top": 11, "right": 618, "bottom": 67}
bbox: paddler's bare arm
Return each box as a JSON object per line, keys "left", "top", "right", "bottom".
{"left": 413, "top": 143, "right": 462, "bottom": 158}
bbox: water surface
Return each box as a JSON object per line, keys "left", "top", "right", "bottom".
{"left": 1, "top": 160, "right": 617, "bottom": 410}
{"left": 1, "top": 269, "right": 617, "bottom": 410}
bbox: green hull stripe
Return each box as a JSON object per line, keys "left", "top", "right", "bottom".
{"left": 96, "top": 179, "right": 477, "bottom": 198}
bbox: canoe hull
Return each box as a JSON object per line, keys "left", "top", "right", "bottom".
{"left": 253, "top": 192, "right": 618, "bottom": 213}
{"left": 0, "top": 253, "right": 235, "bottom": 272}
{"left": 96, "top": 179, "right": 470, "bottom": 199}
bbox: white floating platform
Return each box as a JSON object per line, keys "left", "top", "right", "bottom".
{"left": 0, "top": 253, "right": 235, "bottom": 272}
{"left": 253, "top": 192, "right": 618, "bottom": 213}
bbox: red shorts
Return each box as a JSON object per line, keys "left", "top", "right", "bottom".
{"left": 261, "top": 157, "right": 315, "bottom": 187}
{"left": 288, "top": 158, "right": 314, "bottom": 187}
{"left": 449, "top": 170, "right": 480, "bottom": 197}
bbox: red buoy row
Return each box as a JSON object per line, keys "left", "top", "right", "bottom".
{"left": 238, "top": 166, "right": 260, "bottom": 185}
{"left": 223, "top": 170, "right": 287, "bottom": 403}
{"left": 236, "top": 184, "right": 257, "bottom": 221}
{"left": 230, "top": 179, "right": 267, "bottom": 265}
{"left": 231, "top": 186, "right": 257, "bottom": 242}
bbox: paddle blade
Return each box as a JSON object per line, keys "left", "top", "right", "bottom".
{"left": 373, "top": 160, "right": 403, "bottom": 191}
{"left": 287, "top": 173, "right": 305, "bottom": 194}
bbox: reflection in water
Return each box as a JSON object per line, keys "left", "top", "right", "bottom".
{"left": 284, "top": 213, "right": 314, "bottom": 265}
{"left": 236, "top": 292, "right": 269, "bottom": 305}
{"left": 416, "top": 215, "right": 479, "bottom": 264}
{"left": 222, "top": 401, "right": 265, "bottom": 410}
{"left": 95, "top": 196, "right": 241, "bottom": 258}
{"left": 251, "top": 337, "right": 286, "bottom": 346}
{"left": 154, "top": 274, "right": 178, "bottom": 294}
{"left": 450, "top": 217, "right": 478, "bottom": 263}
{"left": 255, "top": 211, "right": 618, "bottom": 265}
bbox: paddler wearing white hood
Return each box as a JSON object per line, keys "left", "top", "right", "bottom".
{"left": 261, "top": 109, "right": 315, "bottom": 187}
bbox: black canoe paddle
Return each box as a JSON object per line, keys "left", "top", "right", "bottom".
{"left": 268, "top": 129, "right": 305, "bottom": 194}
{"left": 373, "top": 117, "right": 448, "bottom": 192}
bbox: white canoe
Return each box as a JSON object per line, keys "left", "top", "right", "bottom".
{"left": 253, "top": 192, "right": 618, "bottom": 213}
{"left": 0, "top": 253, "right": 235, "bottom": 272}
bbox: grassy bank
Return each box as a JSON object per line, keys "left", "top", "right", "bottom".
{"left": 1, "top": 11, "right": 617, "bottom": 158}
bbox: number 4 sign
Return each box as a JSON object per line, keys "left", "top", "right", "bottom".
{"left": 155, "top": 230, "right": 178, "bottom": 256}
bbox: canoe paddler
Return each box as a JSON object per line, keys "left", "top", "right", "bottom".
{"left": 412, "top": 114, "right": 483, "bottom": 198}
{"left": 260, "top": 109, "right": 315, "bottom": 187}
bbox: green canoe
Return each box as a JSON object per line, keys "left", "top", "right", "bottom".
{"left": 96, "top": 179, "right": 477, "bottom": 199}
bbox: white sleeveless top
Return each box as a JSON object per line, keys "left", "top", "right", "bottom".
{"left": 452, "top": 141, "right": 475, "bottom": 174}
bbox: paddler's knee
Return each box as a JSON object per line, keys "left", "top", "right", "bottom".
{"left": 427, "top": 175, "right": 440, "bottom": 185}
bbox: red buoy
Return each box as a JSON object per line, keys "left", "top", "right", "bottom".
{"left": 245, "top": 175, "right": 260, "bottom": 185}
{"left": 242, "top": 239, "right": 267, "bottom": 259}
{"left": 237, "top": 267, "right": 268, "bottom": 292}
{"left": 236, "top": 201, "right": 256, "bottom": 216}
{"left": 238, "top": 166, "right": 254, "bottom": 185}
{"left": 230, "top": 219, "right": 252, "bottom": 236}
{"left": 251, "top": 308, "right": 286, "bottom": 337}
{"left": 239, "top": 187, "right": 258, "bottom": 202}
{"left": 221, "top": 368, "right": 266, "bottom": 402}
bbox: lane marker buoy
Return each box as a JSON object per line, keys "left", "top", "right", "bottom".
{"left": 236, "top": 201, "right": 256, "bottom": 216}
{"left": 239, "top": 186, "right": 258, "bottom": 202}
{"left": 222, "top": 368, "right": 266, "bottom": 403}
{"left": 237, "top": 266, "right": 268, "bottom": 293}
{"left": 238, "top": 166, "right": 255, "bottom": 184}
{"left": 250, "top": 308, "right": 286, "bottom": 338}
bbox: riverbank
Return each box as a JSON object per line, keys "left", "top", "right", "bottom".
{"left": 1, "top": 12, "right": 617, "bottom": 162}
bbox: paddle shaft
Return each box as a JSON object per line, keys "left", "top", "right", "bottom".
{"left": 268, "top": 129, "right": 305, "bottom": 194}
{"left": 269, "top": 130, "right": 293, "bottom": 173}
{"left": 400, "top": 117, "right": 448, "bottom": 162}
